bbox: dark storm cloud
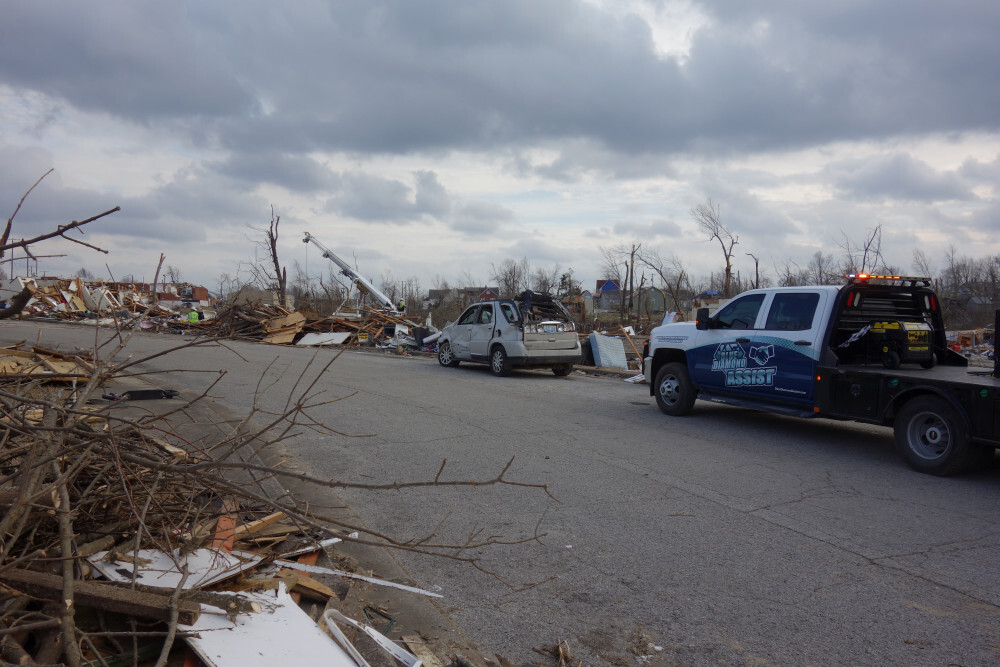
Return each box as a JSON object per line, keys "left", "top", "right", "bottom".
{"left": 325, "top": 170, "right": 452, "bottom": 223}
{"left": 958, "top": 155, "right": 1000, "bottom": 182}
{"left": 7, "top": 1, "right": 997, "bottom": 163}
{"left": 449, "top": 200, "right": 515, "bottom": 234}
{"left": 827, "top": 153, "right": 971, "bottom": 202}
{"left": 0, "top": 150, "right": 265, "bottom": 245}
{"left": 0, "top": 154, "right": 119, "bottom": 238}
{"left": 0, "top": 4, "right": 255, "bottom": 121}
{"left": 212, "top": 153, "right": 338, "bottom": 192}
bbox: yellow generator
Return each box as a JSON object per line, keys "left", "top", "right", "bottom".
{"left": 869, "top": 320, "right": 935, "bottom": 369}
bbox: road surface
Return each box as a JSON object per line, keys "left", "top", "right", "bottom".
{"left": 3, "top": 321, "right": 999, "bottom": 665}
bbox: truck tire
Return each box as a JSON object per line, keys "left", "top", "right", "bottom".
{"left": 552, "top": 364, "right": 574, "bottom": 377}
{"left": 654, "top": 362, "right": 696, "bottom": 416}
{"left": 490, "top": 345, "right": 512, "bottom": 377}
{"left": 894, "top": 396, "right": 977, "bottom": 475}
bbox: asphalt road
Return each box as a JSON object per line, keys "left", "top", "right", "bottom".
{"left": 4, "top": 321, "right": 1000, "bottom": 666}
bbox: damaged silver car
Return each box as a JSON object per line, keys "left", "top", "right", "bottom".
{"left": 436, "top": 291, "right": 582, "bottom": 377}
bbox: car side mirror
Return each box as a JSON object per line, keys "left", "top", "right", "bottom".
{"left": 695, "top": 307, "right": 711, "bottom": 330}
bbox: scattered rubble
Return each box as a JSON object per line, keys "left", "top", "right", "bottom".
{"left": 0, "top": 339, "right": 478, "bottom": 666}
{"left": 0, "top": 276, "right": 446, "bottom": 354}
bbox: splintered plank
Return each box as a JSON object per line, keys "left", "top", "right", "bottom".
{"left": 233, "top": 511, "right": 288, "bottom": 539}
{"left": 1, "top": 568, "right": 200, "bottom": 624}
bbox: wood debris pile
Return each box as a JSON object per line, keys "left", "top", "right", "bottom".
{"left": 3, "top": 277, "right": 200, "bottom": 321}
{"left": 4, "top": 276, "right": 438, "bottom": 354}
{"left": 193, "top": 302, "right": 426, "bottom": 349}
{"left": 0, "top": 343, "right": 439, "bottom": 666}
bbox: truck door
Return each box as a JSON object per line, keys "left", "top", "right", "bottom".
{"left": 468, "top": 304, "right": 496, "bottom": 361}
{"left": 689, "top": 292, "right": 766, "bottom": 396}
{"left": 750, "top": 291, "right": 827, "bottom": 404}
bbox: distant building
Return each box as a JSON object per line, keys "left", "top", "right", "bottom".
{"left": 594, "top": 280, "right": 621, "bottom": 311}
{"left": 636, "top": 287, "right": 667, "bottom": 319}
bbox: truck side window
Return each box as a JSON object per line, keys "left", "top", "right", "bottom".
{"left": 765, "top": 293, "right": 820, "bottom": 331}
{"left": 458, "top": 307, "right": 479, "bottom": 326}
{"left": 715, "top": 294, "right": 765, "bottom": 329}
{"left": 478, "top": 305, "right": 493, "bottom": 324}
{"left": 499, "top": 303, "right": 518, "bottom": 322}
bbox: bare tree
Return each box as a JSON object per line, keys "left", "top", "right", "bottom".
{"left": 491, "top": 258, "right": 530, "bottom": 298}
{"left": 636, "top": 248, "right": 691, "bottom": 312}
{"left": 379, "top": 269, "right": 400, "bottom": 304}
{"left": 808, "top": 250, "right": 840, "bottom": 285}
{"left": 774, "top": 259, "right": 810, "bottom": 287}
{"left": 839, "top": 224, "right": 888, "bottom": 275}
{"left": 912, "top": 248, "right": 936, "bottom": 280}
{"left": 557, "top": 269, "right": 581, "bottom": 297}
{"left": 248, "top": 207, "right": 288, "bottom": 308}
{"left": 164, "top": 265, "right": 183, "bottom": 284}
{"left": 0, "top": 171, "right": 116, "bottom": 318}
{"left": 530, "top": 264, "right": 561, "bottom": 294}
{"left": 599, "top": 245, "right": 627, "bottom": 285}
{"left": 692, "top": 199, "right": 738, "bottom": 297}
{"left": 599, "top": 244, "right": 633, "bottom": 317}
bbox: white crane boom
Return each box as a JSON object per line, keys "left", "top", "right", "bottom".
{"left": 302, "top": 232, "right": 398, "bottom": 312}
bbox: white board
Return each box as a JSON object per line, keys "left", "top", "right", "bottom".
{"left": 183, "top": 584, "right": 355, "bottom": 666}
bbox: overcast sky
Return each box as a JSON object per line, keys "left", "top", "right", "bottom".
{"left": 2, "top": 0, "right": 999, "bottom": 295}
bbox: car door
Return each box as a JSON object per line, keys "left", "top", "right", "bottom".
{"left": 749, "top": 290, "right": 827, "bottom": 404}
{"left": 688, "top": 292, "right": 767, "bottom": 397}
{"left": 450, "top": 305, "right": 480, "bottom": 359}
{"left": 468, "top": 303, "right": 496, "bottom": 361}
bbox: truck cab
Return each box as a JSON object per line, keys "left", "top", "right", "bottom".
{"left": 645, "top": 276, "right": 999, "bottom": 475}
{"left": 648, "top": 286, "right": 840, "bottom": 416}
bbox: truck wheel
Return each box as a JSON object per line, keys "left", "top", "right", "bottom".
{"left": 894, "top": 396, "right": 975, "bottom": 475}
{"left": 552, "top": 364, "right": 574, "bottom": 377}
{"left": 654, "top": 362, "right": 696, "bottom": 416}
{"left": 490, "top": 346, "right": 511, "bottom": 377}
{"left": 437, "top": 342, "right": 460, "bottom": 368}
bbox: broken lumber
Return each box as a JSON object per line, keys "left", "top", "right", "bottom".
{"left": 1, "top": 568, "right": 201, "bottom": 625}
{"left": 232, "top": 511, "right": 287, "bottom": 539}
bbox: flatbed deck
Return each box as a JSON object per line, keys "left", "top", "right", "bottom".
{"left": 832, "top": 362, "right": 999, "bottom": 388}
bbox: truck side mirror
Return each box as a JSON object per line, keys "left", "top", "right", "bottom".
{"left": 695, "top": 307, "right": 711, "bottom": 330}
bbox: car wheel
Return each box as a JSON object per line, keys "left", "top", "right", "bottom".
{"left": 654, "top": 362, "right": 696, "bottom": 416}
{"left": 552, "top": 364, "right": 574, "bottom": 377}
{"left": 894, "top": 396, "right": 977, "bottom": 475}
{"left": 490, "top": 346, "right": 511, "bottom": 377}
{"left": 437, "top": 342, "right": 460, "bottom": 368}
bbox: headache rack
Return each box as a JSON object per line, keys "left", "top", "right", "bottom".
{"left": 833, "top": 275, "right": 945, "bottom": 368}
